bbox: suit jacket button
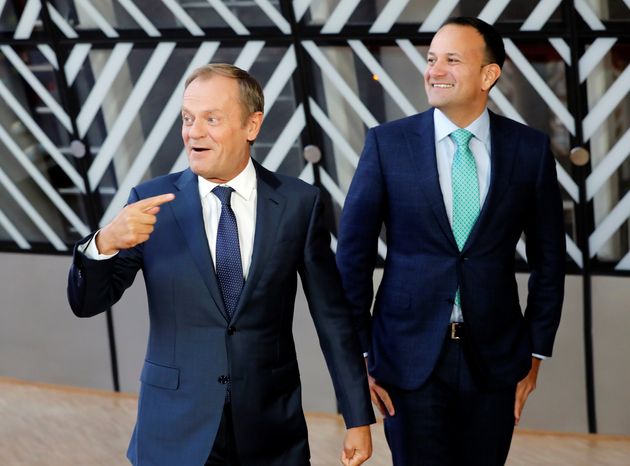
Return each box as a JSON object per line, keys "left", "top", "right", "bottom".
{"left": 218, "top": 375, "right": 229, "bottom": 384}
{"left": 227, "top": 326, "right": 236, "bottom": 335}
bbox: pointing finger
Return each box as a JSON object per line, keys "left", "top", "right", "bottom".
{"left": 134, "top": 193, "right": 175, "bottom": 211}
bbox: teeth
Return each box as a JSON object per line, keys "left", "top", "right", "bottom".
{"left": 432, "top": 84, "right": 453, "bottom": 88}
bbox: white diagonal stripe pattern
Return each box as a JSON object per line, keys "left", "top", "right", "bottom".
{"left": 206, "top": 0, "right": 249, "bottom": 35}
{"left": 586, "top": 127, "right": 630, "bottom": 200}
{"left": 309, "top": 98, "right": 359, "bottom": 169}
{"left": 521, "top": 0, "right": 562, "bottom": 31}
{"left": 117, "top": 0, "right": 161, "bottom": 36}
{"left": 589, "top": 190, "right": 630, "bottom": 258}
{"left": 478, "top": 0, "right": 511, "bottom": 25}
{"left": 1, "top": 46, "right": 72, "bottom": 132}
{"left": 254, "top": 0, "right": 291, "bottom": 34}
{"left": 504, "top": 39, "right": 575, "bottom": 135}
{"left": 293, "top": 0, "right": 314, "bottom": 22}
{"left": 13, "top": 0, "right": 41, "bottom": 39}
{"left": 262, "top": 104, "right": 305, "bottom": 171}
{"left": 582, "top": 64, "right": 630, "bottom": 141}
{"left": 321, "top": 0, "right": 361, "bottom": 34}
{"left": 47, "top": 3, "right": 79, "bottom": 38}
{"left": 348, "top": 40, "right": 417, "bottom": 116}
{"left": 234, "top": 41, "right": 265, "bottom": 71}
{"left": 0, "top": 80, "right": 85, "bottom": 193}
{"left": 0, "top": 208, "right": 31, "bottom": 249}
{"left": 65, "top": 44, "right": 92, "bottom": 85}
{"left": 370, "top": 0, "right": 411, "bottom": 33}
{"left": 101, "top": 42, "right": 220, "bottom": 226}
{"left": 419, "top": 0, "right": 458, "bottom": 32}
{"left": 574, "top": 0, "right": 605, "bottom": 30}
{"left": 75, "top": 0, "right": 119, "bottom": 37}
{"left": 88, "top": 42, "right": 176, "bottom": 190}
{"left": 303, "top": 41, "right": 379, "bottom": 128}
{"left": 263, "top": 46, "right": 297, "bottom": 115}
{"left": 0, "top": 166, "right": 67, "bottom": 251}
{"left": 579, "top": 38, "right": 617, "bottom": 83}
{"left": 549, "top": 38, "right": 571, "bottom": 65}
{"left": 77, "top": 43, "right": 134, "bottom": 138}
{"left": 161, "top": 0, "right": 204, "bottom": 36}
{"left": 37, "top": 45, "right": 58, "bottom": 69}
{"left": 0, "top": 124, "right": 90, "bottom": 236}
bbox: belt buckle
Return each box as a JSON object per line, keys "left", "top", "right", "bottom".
{"left": 450, "top": 323, "right": 461, "bottom": 340}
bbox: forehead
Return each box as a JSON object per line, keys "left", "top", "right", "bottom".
{"left": 182, "top": 75, "right": 240, "bottom": 110}
{"left": 429, "top": 24, "right": 485, "bottom": 55}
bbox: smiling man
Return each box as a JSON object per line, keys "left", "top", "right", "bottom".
{"left": 68, "top": 64, "right": 374, "bottom": 466}
{"left": 336, "top": 17, "right": 565, "bottom": 466}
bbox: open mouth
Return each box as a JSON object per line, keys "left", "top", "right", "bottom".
{"left": 191, "top": 146, "right": 210, "bottom": 152}
{"left": 432, "top": 83, "right": 454, "bottom": 88}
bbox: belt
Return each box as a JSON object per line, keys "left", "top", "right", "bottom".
{"left": 448, "top": 322, "right": 465, "bottom": 340}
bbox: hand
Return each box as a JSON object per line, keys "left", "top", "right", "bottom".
{"left": 368, "top": 373, "right": 395, "bottom": 417}
{"left": 96, "top": 193, "right": 175, "bottom": 255}
{"left": 514, "top": 357, "right": 541, "bottom": 425}
{"left": 341, "top": 425, "right": 372, "bottom": 466}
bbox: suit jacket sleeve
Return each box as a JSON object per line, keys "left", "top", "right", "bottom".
{"left": 67, "top": 189, "right": 143, "bottom": 317}
{"left": 335, "top": 128, "right": 385, "bottom": 353}
{"left": 523, "top": 137, "right": 565, "bottom": 357}
{"left": 298, "top": 190, "right": 375, "bottom": 428}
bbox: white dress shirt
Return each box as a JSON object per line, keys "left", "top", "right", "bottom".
{"left": 82, "top": 158, "right": 257, "bottom": 281}
{"left": 433, "top": 108, "right": 491, "bottom": 323}
{"left": 198, "top": 158, "right": 257, "bottom": 279}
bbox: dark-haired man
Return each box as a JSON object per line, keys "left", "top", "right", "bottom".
{"left": 336, "top": 17, "right": 565, "bottom": 465}
{"left": 68, "top": 64, "right": 374, "bottom": 466}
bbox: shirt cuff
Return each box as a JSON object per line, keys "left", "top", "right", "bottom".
{"left": 79, "top": 231, "right": 118, "bottom": 260}
{"left": 532, "top": 353, "right": 547, "bottom": 360}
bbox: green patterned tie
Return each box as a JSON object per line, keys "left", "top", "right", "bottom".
{"left": 450, "top": 128, "right": 479, "bottom": 307}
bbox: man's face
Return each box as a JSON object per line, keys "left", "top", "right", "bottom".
{"left": 424, "top": 24, "right": 499, "bottom": 125}
{"left": 182, "top": 75, "right": 262, "bottom": 183}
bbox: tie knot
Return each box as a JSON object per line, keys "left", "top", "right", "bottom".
{"left": 212, "top": 186, "right": 234, "bottom": 205}
{"left": 450, "top": 128, "right": 474, "bottom": 148}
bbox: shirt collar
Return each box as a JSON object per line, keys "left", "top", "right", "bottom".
{"left": 197, "top": 157, "right": 257, "bottom": 201}
{"left": 433, "top": 108, "right": 491, "bottom": 150}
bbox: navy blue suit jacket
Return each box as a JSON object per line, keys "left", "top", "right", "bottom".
{"left": 68, "top": 161, "right": 374, "bottom": 465}
{"left": 336, "top": 109, "right": 565, "bottom": 391}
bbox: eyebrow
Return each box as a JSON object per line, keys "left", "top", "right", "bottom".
{"left": 181, "top": 107, "right": 223, "bottom": 115}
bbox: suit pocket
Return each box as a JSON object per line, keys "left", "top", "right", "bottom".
{"left": 271, "top": 360, "right": 300, "bottom": 394}
{"left": 140, "top": 360, "right": 180, "bottom": 390}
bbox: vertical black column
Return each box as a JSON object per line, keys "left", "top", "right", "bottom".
{"left": 562, "top": 0, "right": 596, "bottom": 433}
{"left": 39, "top": 6, "right": 120, "bottom": 392}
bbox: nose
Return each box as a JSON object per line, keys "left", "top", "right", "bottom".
{"left": 187, "top": 118, "right": 205, "bottom": 139}
{"left": 428, "top": 58, "right": 447, "bottom": 77}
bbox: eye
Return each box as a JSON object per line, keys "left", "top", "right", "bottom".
{"left": 448, "top": 58, "right": 460, "bottom": 64}
{"left": 427, "top": 57, "right": 436, "bottom": 65}
{"left": 182, "top": 114, "right": 193, "bottom": 125}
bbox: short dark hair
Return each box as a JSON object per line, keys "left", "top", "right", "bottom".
{"left": 185, "top": 63, "right": 265, "bottom": 121}
{"left": 443, "top": 17, "right": 505, "bottom": 69}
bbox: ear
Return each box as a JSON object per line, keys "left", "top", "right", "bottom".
{"left": 246, "top": 111, "right": 264, "bottom": 143}
{"left": 481, "top": 64, "right": 501, "bottom": 91}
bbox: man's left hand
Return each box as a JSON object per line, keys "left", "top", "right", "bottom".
{"left": 514, "top": 357, "right": 542, "bottom": 425}
{"left": 341, "top": 425, "right": 372, "bottom": 466}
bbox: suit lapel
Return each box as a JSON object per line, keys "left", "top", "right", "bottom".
{"left": 461, "top": 111, "right": 515, "bottom": 253}
{"left": 172, "top": 169, "right": 228, "bottom": 322}
{"left": 406, "top": 110, "right": 458, "bottom": 249}
{"left": 231, "top": 161, "right": 286, "bottom": 322}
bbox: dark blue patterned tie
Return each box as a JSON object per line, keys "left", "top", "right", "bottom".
{"left": 213, "top": 186, "right": 243, "bottom": 320}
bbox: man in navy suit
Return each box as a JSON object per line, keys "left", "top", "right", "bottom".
{"left": 68, "top": 64, "right": 374, "bottom": 466}
{"left": 336, "top": 17, "right": 565, "bottom": 466}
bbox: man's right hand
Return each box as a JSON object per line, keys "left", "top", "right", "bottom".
{"left": 364, "top": 358, "right": 395, "bottom": 417}
{"left": 96, "top": 193, "right": 175, "bottom": 255}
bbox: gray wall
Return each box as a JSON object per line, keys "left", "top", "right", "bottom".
{"left": 1, "top": 252, "right": 628, "bottom": 434}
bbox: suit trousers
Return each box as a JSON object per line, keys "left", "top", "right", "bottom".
{"left": 383, "top": 332, "right": 516, "bottom": 466}
{"left": 205, "top": 403, "right": 241, "bottom": 466}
